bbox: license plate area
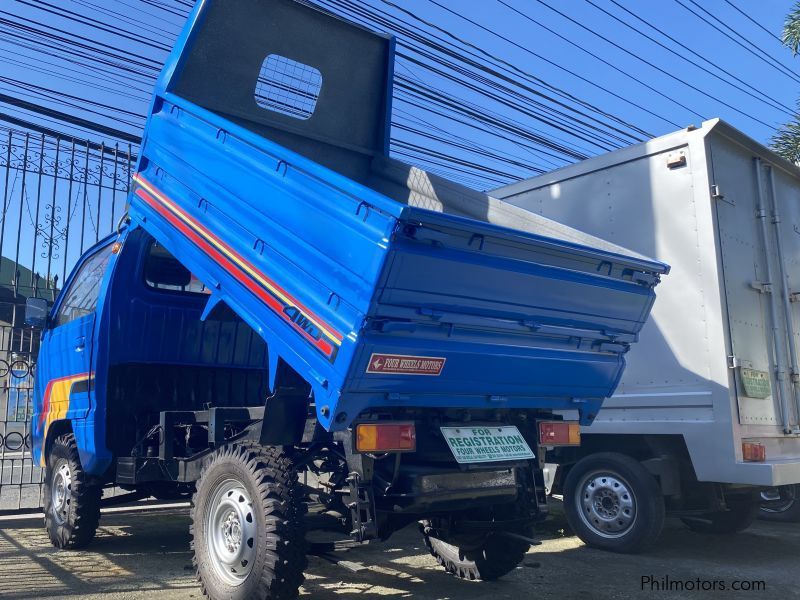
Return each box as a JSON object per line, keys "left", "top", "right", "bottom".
{"left": 440, "top": 425, "right": 535, "bottom": 464}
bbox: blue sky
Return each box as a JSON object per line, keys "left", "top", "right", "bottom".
{"left": 0, "top": 0, "right": 798, "bottom": 191}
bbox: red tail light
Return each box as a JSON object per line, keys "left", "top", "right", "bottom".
{"left": 356, "top": 423, "right": 416, "bottom": 453}
{"left": 742, "top": 442, "right": 766, "bottom": 462}
{"left": 539, "top": 421, "right": 581, "bottom": 446}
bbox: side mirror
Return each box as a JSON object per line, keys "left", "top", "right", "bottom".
{"left": 24, "top": 297, "right": 49, "bottom": 329}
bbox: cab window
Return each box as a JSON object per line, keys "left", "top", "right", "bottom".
{"left": 144, "top": 240, "right": 208, "bottom": 295}
{"left": 55, "top": 242, "right": 114, "bottom": 327}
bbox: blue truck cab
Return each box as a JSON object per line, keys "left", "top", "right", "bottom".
{"left": 29, "top": 1, "right": 667, "bottom": 598}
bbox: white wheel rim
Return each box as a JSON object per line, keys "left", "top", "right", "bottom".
{"left": 51, "top": 461, "right": 72, "bottom": 524}
{"left": 576, "top": 470, "right": 637, "bottom": 538}
{"left": 206, "top": 478, "right": 257, "bottom": 586}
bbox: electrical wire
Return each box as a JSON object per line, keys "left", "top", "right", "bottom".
{"left": 579, "top": 0, "right": 793, "bottom": 116}
{"left": 531, "top": 0, "right": 780, "bottom": 129}
{"left": 673, "top": 0, "right": 800, "bottom": 85}
{"left": 606, "top": 0, "right": 793, "bottom": 114}
{"left": 372, "top": 0, "right": 656, "bottom": 137}
{"left": 721, "top": 0, "right": 785, "bottom": 45}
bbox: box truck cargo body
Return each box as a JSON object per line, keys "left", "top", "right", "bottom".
{"left": 494, "top": 119, "right": 800, "bottom": 551}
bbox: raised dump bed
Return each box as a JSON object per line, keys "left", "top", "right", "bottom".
{"left": 130, "top": 0, "right": 667, "bottom": 431}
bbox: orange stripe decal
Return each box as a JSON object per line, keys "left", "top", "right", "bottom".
{"left": 39, "top": 372, "right": 91, "bottom": 466}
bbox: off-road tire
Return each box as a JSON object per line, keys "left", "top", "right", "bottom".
{"left": 681, "top": 493, "right": 758, "bottom": 534}
{"left": 420, "top": 522, "right": 530, "bottom": 581}
{"left": 760, "top": 484, "right": 800, "bottom": 522}
{"left": 44, "top": 433, "right": 102, "bottom": 549}
{"left": 191, "top": 444, "right": 307, "bottom": 600}
{"left": 563, "top": 452, "right": 665, "bottom": 554}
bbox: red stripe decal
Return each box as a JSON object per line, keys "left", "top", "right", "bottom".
{"left": 134, "top": 186, "right": 337, "bottom": 359}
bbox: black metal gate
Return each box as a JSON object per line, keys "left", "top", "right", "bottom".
{"left": 0, "top": 126, "right": 135, "bottom": 512}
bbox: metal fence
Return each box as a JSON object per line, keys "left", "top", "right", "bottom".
{"left": 0, "top": 126, "right": 135, "bottom": 512}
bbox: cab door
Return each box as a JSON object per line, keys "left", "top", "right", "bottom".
{"left": 32, "top": 240, "right": 116, "bottom": 466}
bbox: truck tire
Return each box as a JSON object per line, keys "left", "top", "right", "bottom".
{"left": 191, "top": 444, "right": 307, "bottom": 600}
{"left": 759, "top": 485, "right": 800, "bottom": 522}
{"left": 681, "top": 493, "right": 758, "bottom": 534}
{"left": 420, "top": 523, "right": 530, "bottom": 581}
{"left": 44, "top": 433, "right": 102, "bottom": 549}
{"left": 563, "top": 452, "right": 665, "bottom": 554}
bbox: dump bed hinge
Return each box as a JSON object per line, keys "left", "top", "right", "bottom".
{"left": 630, "top": 271, "right": 660, "bottom": 287}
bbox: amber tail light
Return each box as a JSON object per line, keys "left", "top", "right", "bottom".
{"left": 538, "top": 421, "right": 581, "bottom": 446}
{"left": 356, "top": 423, "right": 416, "bottom": 453}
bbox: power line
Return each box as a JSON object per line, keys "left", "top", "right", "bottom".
{"left": 72, "top": 0, "right": 179, "bottom": 39}
{"left": 0, "top": 83, "right": 142, "bottom": 130}
{"left": 722, "top": 0, "right": 784, "bottom": 44}
{"left": 312, "top": 0, "right": 643, "bottom": 184}
{"left": 0, "top": 75, "right": 145, "bottom": 121}
{"left": 394, "top": 77, "right": 591, "bottom": 160}
{"left": 606, "top": 0, "right": 792, "bottom": 114}
{"left": 493, "top": 0, "right": 698, "bottom": 125}
{"left": 531, "top": 0, "right": 779, "bottom": 129}
{"left": 0, "top": 92, "right": 140, "bottom": 143}
{"left": 138, "top": 0, "right": 190, "bottom": 19}
{"left": 0, "top": 46, "right": 151, "bottom": 101}
{"left": 0, "top": 113, "right": 136, "bottom": 160}
{"left": 0, "top": 9, "right": 161, "bottom": 72}
{"left": 401, "top": 0, "right": 656, "bottom": 137}
{"left": 12, "top": 0, "right": 171, "bottom": 53}
{"left": 580, "top": 0, "right": 793, "bottom": 116}
{"left": 396, "top": 51, "right": 622, "bottom": 150}
{"left": 395, "top": 62, "right": 576, "bottom": 166}
{"left": 673, "top": 0, "right": 800, "bottom": 85}
{"left": 684, "top": 0, "right": 799, "bottom": 81}
{"left": 327, "top": 0, "right": 651, "bottom": 142}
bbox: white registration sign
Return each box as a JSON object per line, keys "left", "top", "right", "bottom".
{"left": 440, "top": 426, "right": 535, "bottom": 464}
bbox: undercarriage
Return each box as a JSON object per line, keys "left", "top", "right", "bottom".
{"left": 115, "top": 404, "right": 550, "bottom": 545}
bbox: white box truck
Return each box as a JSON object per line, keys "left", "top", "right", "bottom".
{"left": 493, "top": 119, "right": 800, "bottom": 553}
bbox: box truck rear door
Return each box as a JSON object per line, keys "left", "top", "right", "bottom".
{"left": 713, "top": 144, "right": 800, "bottom": 433}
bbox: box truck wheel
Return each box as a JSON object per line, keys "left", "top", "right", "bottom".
{"left": 44, "top": 433, "right": 102, "bottom": 549}
{"left": 681, "top": 493, "right": 758, "bottom": 534}
{"left": 420, "top": 520, "right": 530, "bottom": 581}
{"left": 760, "top": 485, "right": 800, "bottom": 522}
{"left": 563, "top": 452, "right": 665, "bottom": 553}
{"left": 191, "top": 444, "right": 307, "bottom": 600}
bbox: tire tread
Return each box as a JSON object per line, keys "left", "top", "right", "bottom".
{"left": 420, "top": 521, "right": 530, "bottom": 581}
{"left": 44, "top": 433, "right": 101, "bottom": 549}
{"left": 191, "top": 443, "right": 307, "bottom": 600}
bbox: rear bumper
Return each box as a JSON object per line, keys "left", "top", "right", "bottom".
{"left": 378, "top": 465, "right": 521, "bottom": 514}
{"left": 715, "top": 460, "right": 800, "bottom": 487}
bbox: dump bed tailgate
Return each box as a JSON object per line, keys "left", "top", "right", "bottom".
{"left": 339, "top": 210, "right": 667, "bottom": 423}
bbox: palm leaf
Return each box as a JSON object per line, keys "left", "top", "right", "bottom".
{"left": 783, "top": 2, "right": 800, "bottom": 55}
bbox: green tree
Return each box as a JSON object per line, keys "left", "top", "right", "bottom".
{"left": 772, "top": 2, "right": 800, "bottom": 163}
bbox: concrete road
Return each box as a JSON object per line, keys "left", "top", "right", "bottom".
{"left": 0, "top": 505, "right": 791, "bottom": 599}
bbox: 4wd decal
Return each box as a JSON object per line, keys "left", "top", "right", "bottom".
{"left": 367, "top": 353, "right": 446, "bottom": 376}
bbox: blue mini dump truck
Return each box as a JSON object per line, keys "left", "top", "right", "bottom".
{"left": 26, "top": 1, "right": 667, "bottom": 598}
